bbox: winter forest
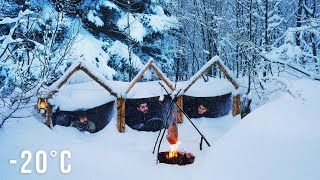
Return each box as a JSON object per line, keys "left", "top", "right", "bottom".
{"left": 1, "top": 1, "right": 320, "bottom": 179}
{"left": 0, "top": 0, "right": 319, "bottom": 125}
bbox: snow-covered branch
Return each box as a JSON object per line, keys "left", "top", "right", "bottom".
{"left": 260, "top": 51, "right": 320, "bottom": 81}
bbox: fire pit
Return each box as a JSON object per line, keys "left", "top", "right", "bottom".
{"left": 158, "top": 151, "right": 195, "bottom": 165}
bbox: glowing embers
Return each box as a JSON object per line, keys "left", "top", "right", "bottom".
{"left": 158, "top": 149, "right": 195, "bottom": 166}
{"left": 158, "top": 138, "right": 195, "bottom": 165}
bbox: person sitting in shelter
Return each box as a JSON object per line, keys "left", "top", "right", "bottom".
{"left": 126, "top": 101, "right": 164, "bottom": 132}
{"left": 71, "top": 114, "right": 96, "bottom": 133}
{"left": 192, "top": 103, "right": 208, "bottom": 118}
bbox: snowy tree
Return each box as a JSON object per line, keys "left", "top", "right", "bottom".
{"left": 77, "top": 0, "right": 180, "bottom": 81}
{"left": 0, "top": 1, "right": 80, "bottom": 126}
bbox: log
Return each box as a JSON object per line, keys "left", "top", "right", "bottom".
{"left": 45, "top": 104, "right": 52, "bottom": 128}
{"left": 177, "top": 96, "right": 183, "bottom": 123}
{"left": 81, "top": 66, "right": 117, "bottom": 97}
{"left": 150, "top": 63, "right": 174, "bottom": 91}
{"left": 232, "top": 94, "right": 241, "bottom": 116}
{"left": 214, "top": 61, "right": 239, "bottom": 89}
{"left": 126, "top": 59, "right": 154, "bottom": 94}
{"left": 117, "top": 98, "right": 126, "bottom": 133}
{"left": 57, "top": 64, "right": 81, "bottom": 89}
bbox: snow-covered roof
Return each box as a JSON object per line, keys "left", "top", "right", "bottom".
{"left": 125, "top": 58, "right": 174, "bottom": 94}
{"left": 126, "top": 80, "right": 173, "bottom": 99}
{"left": 48, "top": 60, "right": 123, "bottom": 98}
{"left": 177, "top": 78, "right": 234, "bottom": 97}
{"left": 181, "top": 56, "right": 239, "bottom": 96}
{"left": 50, "top": 78, "right": 234, "bottom": 111}
{"left": 49, "top": 81, "right": 117, "bottom": 111}
{"left": 48, "top": 56, "right": 236, "bottom": 111}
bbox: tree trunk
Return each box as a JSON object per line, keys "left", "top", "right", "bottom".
{"left": 296, "top": 0, "right": 303, "bottom": 47}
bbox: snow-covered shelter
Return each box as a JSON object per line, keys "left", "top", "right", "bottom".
{"left": 178, "top": 56, "right": 241, "bottom": 120}
{"left": 43, "top": 60, "right": 123, "bottom": 132}
{"left": 41, "top": 58, "right": 178, "bottom": 133}
{"left": 117, "top": 59, "right": 183, "bottom": 132}
{"left": 40, "top": 56, "right": 239, "bottom": 133}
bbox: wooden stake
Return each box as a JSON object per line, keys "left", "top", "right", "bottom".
{"left": 232, "top": 94, "right": 241, "bottom": 116}
{"left": 177, "top": 96, "right": 183, "bottom": 123}
{"left": 117, "top": 98, "right": 126, "bottom": 133}
{"left": 45, "top": 104, "right": 52, "bottom": 128}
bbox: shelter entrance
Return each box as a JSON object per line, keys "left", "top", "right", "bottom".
{"left": 125, "top": 96, "right": 171, "bottom": 132}
{"left": 52, "top": 101, "right": 115, "bottom": 132}
{"left": 183, "top": 93, "right": 232, "bottom": 118}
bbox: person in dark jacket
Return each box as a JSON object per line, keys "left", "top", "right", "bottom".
{"left": 126, "top": 101, "right": 163, "bottom": 131}
{"left": 71, "top": 115, "right": 96, "bottom": 133}
{"left": 192, "top": 104, "right": 208, "bottom": 118}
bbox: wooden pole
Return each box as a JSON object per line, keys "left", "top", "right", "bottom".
{"left": 177, "top": 96, "right": 183, "bottom": 123}
{"left": 45, "top": 104, "right": 52, "bottom": 128}
{"left": 126, "top": 60, "right": 154, "bottom": 94}
{"left": 232, "top": 94, "right": 241, "bottom": 116}
{"left": 117, "top": 98, "right": 126, "bottom": 133}
{"left": 214, "top": 61, "right": 239, "bottom": 89}
{"left": 150, "top": 63, "right": 174, "bottom": 91}
{"left": 184, "top": 64, "right": 214, "bottom": 93}
{"left": 57, "top": 64, "right": 81, "bottom": 89}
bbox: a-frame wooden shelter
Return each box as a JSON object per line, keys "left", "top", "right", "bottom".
{"left": 117, "top": 58, "right": 184, "bottom": 132}
{"left": 43, "top": 61, "right": 120, "bottom": 128}
{"left": 180, "top": 56, "right": 241, "bottom": 117}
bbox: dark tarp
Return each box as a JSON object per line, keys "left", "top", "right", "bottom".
{"left": 183, "top": 93, "right": 232, "bottom": 118}
{"left": 125, "top": 96, "right": 171, "bottom": 132}
{"left": 52, "top": 101, "right": 115, "bottom": 132}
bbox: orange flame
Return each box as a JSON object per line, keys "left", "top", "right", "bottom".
{"left": 168, "top": 141, "right": 181, "bottom": 159}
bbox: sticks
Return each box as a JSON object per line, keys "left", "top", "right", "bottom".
{"left": 175, "top": 103, "right": 211, "bottom": 147}
{"left": 153, "top": 82, "right": 211, "bottom": 157}
{"left": 152, "top": 98, "right": 175, "bottom": 154}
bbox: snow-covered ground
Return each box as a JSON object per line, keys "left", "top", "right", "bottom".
{"left": 1, "top": 79, "right": 320, "bottom": 180}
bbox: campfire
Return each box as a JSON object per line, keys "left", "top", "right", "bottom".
{"left": 158, "top": 120, "right": 195, "bottom": 165}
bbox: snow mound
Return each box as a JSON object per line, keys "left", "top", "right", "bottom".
{"left": 202, "top": 79, "right": 320, "bottom": 180}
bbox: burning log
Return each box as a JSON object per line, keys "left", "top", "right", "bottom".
{"left": 158, "top": 151, "right": 195, "bottom": 165}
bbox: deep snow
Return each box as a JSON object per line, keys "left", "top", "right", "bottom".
{"left": 0, "top": 79, "right": 320, "bottom": 180}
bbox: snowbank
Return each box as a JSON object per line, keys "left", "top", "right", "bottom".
{"left": 200, "top": 79, "right": 320, "bottom": 180}
{"left": 0, "top": 79, "right": 320, "bottom": 180}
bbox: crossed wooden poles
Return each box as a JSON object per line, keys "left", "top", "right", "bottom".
{"left": 153, "top": 82, "right": 211, "bottom": 160}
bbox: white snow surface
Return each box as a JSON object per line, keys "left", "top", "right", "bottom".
{"left": 1, "top": 79, "right": 320, "bottom": 180}
{"left": 178, "top": 78, "right": 234, "bottom": 97}
{"left": 97, "top": 0, "right": 119, "bottom": 11}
